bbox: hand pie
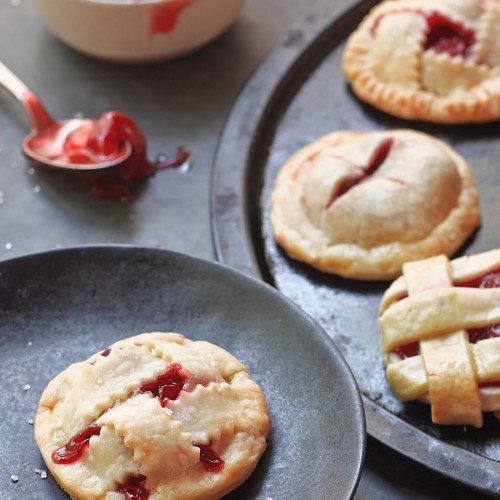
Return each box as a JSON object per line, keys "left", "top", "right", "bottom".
{"left": 343, "top": 0, "right": 500, "bottom": 123}
{"left": 35, "top": 332, "right": 270, "bottom": 500}
{"left": 270, "top": 129, "right": 479, "bottom": 280}
{"left": 379, "top": 250, "right": 500, "bottom": 427}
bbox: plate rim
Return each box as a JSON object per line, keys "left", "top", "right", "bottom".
{"left": 0, "top": 243, "right": 366, "bottom": 499}
{"left": 210, "top": 0, "right": 500, "bottom": 495}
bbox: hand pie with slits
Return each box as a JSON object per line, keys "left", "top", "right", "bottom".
{"left": 343, "top": 0, "right": 500, "bottom": 123}
{"left": 35, "top": 332, "right": 270, "bottom": 500}
{"left": 270, "top": 129, "right": 479, "bottom": 280}
{"left": 379, "top": 249, "right": 500, "bottom": 427}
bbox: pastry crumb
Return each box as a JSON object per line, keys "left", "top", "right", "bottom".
{"left": 23, "top": 384, "right": 31, "bottom": 391}
{"left": 10, "top": 474, "right": 19, "bottom": 483}
{"left": 34, "top": 468, "right": 48, "bottom": 479}
{"left": 27, "top": 419, "right": 34, "bottom": 425}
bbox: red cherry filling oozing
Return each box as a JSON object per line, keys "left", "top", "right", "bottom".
{"left": 424, "top": 11, "right": 476, "bottom": 58}
{"left": 51, "top": 425, "right": 101, "bottom": 464}
{"left": 117, "top": 474, "right": 149, "bottom": 500}
{"left": 196, "top": 442, "right": 225, "bottom": 473}
{"left": 326, "top": 137, "right": 394, "bottom": 208}
{"left": 391, "top": 271, "right": 500, "bottom": 359}
{"left": 371, "top": 9, "right": 476, "bottom": 59}
{"left": 138, "top": 363, "right": 210, "bottom": 406}
{"left": 463, "top": 270, "right": 500, "bottom": 343}
{"left": 138, "top": 363, "right": 188, "bottom": 404}
{"left": 51, "top": 363, "right": 223, "bottom": 500}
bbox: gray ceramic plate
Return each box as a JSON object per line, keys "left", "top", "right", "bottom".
{"left": 211, "top": 0, "right": 500, "bottom": 495}
{"left": 0, "top": 246, "right": 365, "bottom": 500}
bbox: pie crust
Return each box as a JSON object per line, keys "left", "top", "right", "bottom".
{"left": 35, "top": 332, "right": 270, "bottom": 500}
{"left": 379, "top": 249, "right": 500, "bottom": 427}
{"left": 343, "top": 0, "right": 500, "bottom": 123}
{"left": 270, "top": 129, "right": 479, "bottom": 280}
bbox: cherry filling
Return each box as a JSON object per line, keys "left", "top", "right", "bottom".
{"left": 196, "top": 442, "right": 225, "bottom": 473}
{"left": 391, "top": 271, "right": 500, "bottom": 359}
{"left": 424, "top": 11, "right": 475, "bottom": 58}
{"left": 138, "top": 363, "right": 190, "bottom": 405}
{"left": 458, "top": 269, "right": 500, "bottom": 288}
{"left": 51, "top": 425, "right": 101, "bottom": 464}
{"left": 117, "top": 474, "right": 149, "bottom": 500}
{"left": 391, "top": 342, "right": 419, "bottom": 360}
{"left": 465, "top": 270, "right": 500, "bottom": 343}
{"left": 52, "top": 363, "right": 223, "bottom": 498}
{"left": 478, "top": 379, "right": 500, "bottom": 389}
{"left": 326, "top": 137, "right": 393, "bottom": 207}
{"left": 370, "top": 9, "right": 476, "bottom": 58}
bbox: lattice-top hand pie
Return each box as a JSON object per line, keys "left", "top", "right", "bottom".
{"left": 343, "top": 0, "right": 500, "bottom": 123}
{"left": 35, "top": 332, "right": 270, "bottom": 500}
{"left": 379, "top": 249, "right": 500, "bottom": 427}
{"left": 270, "top": 129, "right": 479, "bottom": 280}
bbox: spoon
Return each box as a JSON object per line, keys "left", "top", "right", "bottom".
{"left": 0, "top": 61, "right": 131, "bottom": 171}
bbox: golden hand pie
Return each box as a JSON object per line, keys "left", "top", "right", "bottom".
{"left": 270, "top": 129, "right": 479, "bottom": 280}
{"left": 343, "top": 0, "right": 500, "bottom": 123}
{"left": 35, "top": 332, "right": 270, "bottom": 499}
{"left": 379, "top": 249, "right": 500, "bottom": 427}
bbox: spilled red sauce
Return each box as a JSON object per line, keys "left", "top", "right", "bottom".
{"left": 391, "top": 270, "right": 500, "bottom": 358}
{"left": 371, "top": 9, "right": 476, "bottom": 59}
{"left": 117, "top": 474, "right": 149, "bottom": 500}
{"left": 70, "top": 112, "right": 190, "bottom": 203}
{"left": 22, "top": 91, "right": 191, "bottom": 202}
{"left": 51, "top": 425, "right": 101, "bottom": 464}
{"left": 149, "top": 0, "right": 193, "bottom": 35}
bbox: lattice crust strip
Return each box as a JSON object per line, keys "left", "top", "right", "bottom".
{"left": 379, "top": 253, "right": 500, "bottom": 427}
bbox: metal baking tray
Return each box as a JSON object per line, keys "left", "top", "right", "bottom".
{"left": 211, "top": 0, "right": 500, "bottom": 495}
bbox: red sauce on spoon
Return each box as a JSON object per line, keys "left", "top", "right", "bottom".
{"left": 25, "top": 101, "right": 191, "bottom": 202}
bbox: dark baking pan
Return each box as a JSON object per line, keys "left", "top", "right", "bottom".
{"left": 211, "top": 0, "right": 500, "bottom": 495}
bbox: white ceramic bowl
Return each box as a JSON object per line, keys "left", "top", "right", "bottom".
{"left": 33, "top": 0, "right": 245, "bottom": 63}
